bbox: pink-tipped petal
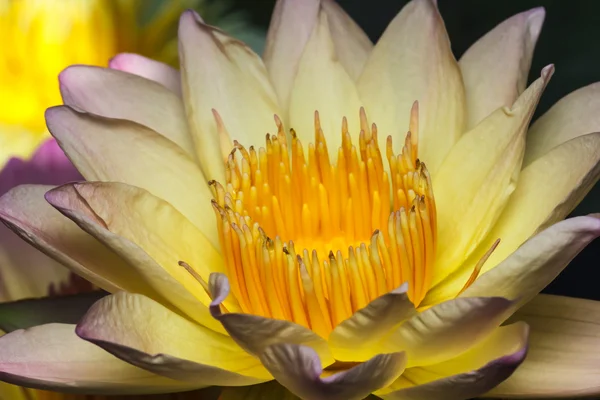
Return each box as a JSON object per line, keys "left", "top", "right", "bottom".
{"left": 0, "top": 323, "right": 197, "bottom": 394}
{"left": 208, "top": 273, "right": 334, "bottom": 366}
{"left": 379, "top": 322, "right": 529, "bottom": 400}
{"left": 58, "top": 66, "right": 194, "bottom": 159}
{"left": 76, "top": 292, "right": 270, "bottom": 385}
{"left": 260, "top": 343, "right": 405, "bottom": 400}
{"left": 109, "top": 53, "right": 182, "bottom": 95}
{"left": 460, "top": 8, "right": 545, "bottom": 128}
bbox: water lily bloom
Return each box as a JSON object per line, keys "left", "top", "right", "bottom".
{"left": 1, "top": 0, "right": 600, "bottom": 399}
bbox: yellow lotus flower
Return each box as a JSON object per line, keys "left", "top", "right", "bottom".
{"left": 0, "top": 0, "right": 600, "bottom": 399}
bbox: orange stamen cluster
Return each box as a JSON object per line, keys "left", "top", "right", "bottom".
{"left": 210, "top": 105, "right": 437, "bottom": 335}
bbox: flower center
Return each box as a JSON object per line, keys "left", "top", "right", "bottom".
{"left": 211, "top": 105, "right": 438, "bottom": 336}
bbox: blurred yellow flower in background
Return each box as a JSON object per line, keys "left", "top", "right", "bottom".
{"left": 0, "top": 0, "right": 263, "bottom": 166}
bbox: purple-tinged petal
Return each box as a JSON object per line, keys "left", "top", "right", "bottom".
{"left": 260, "top": 343, "right": 405, "bottom": 400}
{"left": 109, "top": 53, "right": 182, "bottom": 95}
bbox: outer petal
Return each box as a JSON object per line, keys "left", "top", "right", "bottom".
{"left": 77, "top": 292, "right": 270, "bottom": 384}
{"left": 0, "top": 323, "right": 197, "bottom": 394}
{"left": 432, "top": 66, "right": 553, "bottom": 287}
{"left": 379, "top": 322, "right": 529, "bottom": 400}
{"left": 460, "top": 215, "right": 600, "bottom": 308}
{"left": 46, "top": 182, "right": 225, "bottom": 333}
{"left": 263, "top": 0, "right": 319, "bottom": 110}
{"left": 378, "top": 297, "right": 513, "bottom": 367}
{"left": 488, "top": 294, "right": 600, "bottom": 398}
{"left": 0, "top": 185, "right": 142, "bottom": 294}
{"left": 179, "top": 11, "right": 280, "bottom": 182}
{"left": 0, "top": 292, "right": 106, "bottom": 332}
{"left": 109, "top": 53, "right": 182, "bottom": 95}
{"left": 525, "top": 82, "right": 600, "bottom": 165}
{"left": 426, "top": 133, "right": 600, "bottom": 303}
{"left": 45, "top": 106, "right": 218, "bottom": 248}
{"left": 328, "top": 283, "right": 416, "bottom": 361}
{"left": 288, "top": 11, "right": 363, "bottom": 150}
{"left": 220, "top": 381, "right": 299, "bottom": 399}
{"left": 208, "top": 273, "right": 334, "bottom": 367}
{"left": 59, "top": 66, "right": 194, "bottom": 159}
{"left": 459, "top": 8, "right": 545, "bottom": 128}
{"left": 358, "top": 0, "right": 465, "bottom": 174}
{"left": 260, "top": 343, "right": 405, "bottom": 400}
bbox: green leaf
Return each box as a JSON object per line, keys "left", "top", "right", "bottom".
{"left": 0, "top": 291, "right": 107, "bottom": 333}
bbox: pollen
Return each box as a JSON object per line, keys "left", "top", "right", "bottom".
{"left": 210, "top": 104, "right": 438, "bottom": 336}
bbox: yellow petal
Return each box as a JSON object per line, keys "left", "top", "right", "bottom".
{"left": 178, "top": 11, "right": 280, "bottom": 182}
{"left": 0, "top": 185, "right": 139, "bottom": 294}
{"left": 427, "top": 133, "right": 600, "bottom": 303}
{"left": 264, "top": 0, "right": 320, "bottom": 111}
{"left": 460, "top": 215, "right": 600, "bottom": 308}
{"left": 45, "top": 106, "right": 218, "bottom": 248}
{"left": 379, "top": 322, "right": 529, "bottom": 400}
{"left": 288, "top": 11, "right": 363, "bottom": 151}
{"left": 260, "top": 343, "right": 405, "bottom": 400}
{"left": 108, "top": 53, "right": 182, "bottom": 96}
{"left": 432, "top": 66, "right": 553, "bottom": 287}
{"left": 77, "top": 292, "right": 270, "bottom": 384}
{"left": 459, "top": 8, "right": 545, "bottom": 128}
{"left": 220, "top": 382, "right": 298, "bottom": 400}
{"left": 488, "top": 294, "right": 600, "bottom": 398}
{"left": 328, "top": 283, "right": 416, "bottom": 362}
{"left": 320, "top": 0, "right": 372, "bottom": 81}
{"left": 358, "top": 0, "right": 466, "bottom": 174}
{"left": 525, "top": 81, "right": 600, "bottom": 165}
{"left": 0, "top": 323, "right": 196, "bottom": 394}
{"left": 208, "top": 273, "right": 334, "bottom": 366}
{"left": 46, "top": 182, "right": 225, "bottom": 332}
{"left": 59, "top": 66, "right": 194, "bottom": 159}
{"left": 378, "top": 296, "right": 513, "bottom": 367}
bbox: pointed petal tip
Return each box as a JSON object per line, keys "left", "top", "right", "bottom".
{"left": 542, "top": 64, "right": 555, "bottom": 80}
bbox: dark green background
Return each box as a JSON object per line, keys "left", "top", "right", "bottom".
{"left": 230, "top": 0, "right": 600, "bottom": 301}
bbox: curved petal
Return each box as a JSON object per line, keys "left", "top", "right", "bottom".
{"left": 77, "top": 292, "right": 270, "bottom": 384}
{"left": 288, "top": 11, "right": 363, "bottom": 150}
{"left": 459, "top": 8, "right": 545, "bottom": 128}
{"left": 0, "top": 323, "right": 197, "bottom": 394}
{"left": 460, "top": 215, "right": 600, "bottom": 309}
{"left": 379, "top": 322, "right": 529, "bottom": 400}
{"left": 432, "top": 66, "right": 553, "bottom": 287}
{"left": 328, "top": 283, "right": 416, "bottom": 361}
{"left": 220, "top": 381, "right": 299, "bottom": 400}
{"left": 0, "top": 292, "right": 106, "bottom": 333}
{"left": 488, "top": 294, "right": 600, "bottom": 398}
{"left": 46, "top": 182, "right": 224, "bottom": 333}
{"left": 59, "top": 66, "right": 194, "bottom": 159}
{"left": 45, "top": 106, "right": 218, "bottom": 247}
{"left": 426, "top": 132, "right": 600, "bottom": 304}
{"left": 0, "top": 185, "right": 141, "bottom": 294}
{"left": 208, "top": 273, "right": 334, "bottom": 366}
{"left": 109, "top": 53, "right": 182, "bottom": 95}
{"left": 320, "top": 0, "right": 372, "bottom": 81}
{"left": 178, "top": 11, "right": 280, "bottom": 182}
{"left": 525, "top": 82, "right": 600, "bottom": 165}
{"left": 358, "top": 0, "right": 465, "bottom": 174}
{"left": 263, "top": 0, "right": 320, "bottom": 110}
{"left": 378, "top": 297, "right": 513, "bottom": 367}
{"left": 260, "top": 343, "right": 405, "bottom": 400}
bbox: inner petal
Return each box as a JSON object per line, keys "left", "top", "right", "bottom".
{"left": 209, "top": 106, "right": 439, "bottom": 336}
